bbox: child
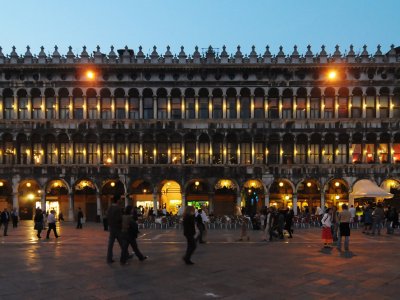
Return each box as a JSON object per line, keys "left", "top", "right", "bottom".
{"left": 238, "top": 216, "right": 250, "bottom": 241}
{"left": 321, "top": 208, "right": 333, "bottom": 248}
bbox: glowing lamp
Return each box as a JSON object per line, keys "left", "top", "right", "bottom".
{"left": 86, "top": 70, "right": 95, "bottom": 80}
{"left": 110, "top": 182, "right": 115, "bottom": 187}
{"left": 307, "top": 182, "right": 311, "bottom": 187}
{"left": 335, "top": 182, "right": 340, "bottom": 187}
{"left": 328, "top": 70, "right": 337, "bottom": 80}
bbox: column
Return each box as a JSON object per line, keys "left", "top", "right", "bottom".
{"left": 167, "top": 96, "right": 171, "bottom": 119}
{"left": 124, "top": 193, "right": 129, "bottom": 208}
{"left": 293, "top": 95, "right": 297, "bottom": 119}
{"left": 83, "top": 96, "right": 87, "bottom": 119}
{"left": 111, "top": 96, "right": 116, "bottom": 119}
{"left": 195, "top": 139, "right": 199, "bottom": 163}
{"left": 139, "top": 143, "right": 143, "bottom": 164}
{"left": 181, "top": 194, "right": 186, "bottom": 208}
{"left": 27, "top": 97, "right": 32, "bottom": 119}
{"left": 264, "top": 96, "right": 268, "bottom": 118}
{"left": 181, "top": 95, "right": 185, "bottom": 119}
{"left": 41, "top": 95, "right": 46, "bottom": 119}
{"left": 68, "top": 193, "right": 74, "bottom": 221}
{"left": 362, "top": 94, "right": 366, "bottom": 118}
{"left": 55, "top": 96, "right": 59, "bottom": 119}
{"left": 265, "top": 194, "right": 270, "bottom": 208}
{"left": 389, "top": 95, "right": 393, "bottom": 118}
{"left": 348, "top": 95, "right": 353, "bottom": 118}
{"left": 321, "top": 95, "right": 325, "bottom": 118}
{"left": 12, "top": 192, "right": 18, "bottom": 210}
{"left": 96, "top": 192, "right": 101, "bottom": 221}
{"left": 97, "top": 96, "right": 101, "bottom": 119}
{"left": 279, "top": 143, "right": 283, "bottom": 164}
{"left": 195, "top": 95, "right": 199, "bottom": 119}
{"left": 279, "top": 95, "right": 283, "bottom": 119}
{"left": 0, "top": 97, "right": 3, "bottom": 120}
{"left": 153, "top": 193, "right": 158, "bottom": 210}
{"left": 208, "top": 193, "right": 214, "bottom": 215}
{"left": 13, "top": 96, "right": 18, "bottom": 119}
{"left": 153, "top": 96, "right": 157, "bottom": 119}
{"left": 306, "top": 95, "right": 310, "bottom": 119}
{"left": 222, "top": 95, "right": 227, "bottom": 119}
{"left": 376, "top": 95, "right": 380, "bottom": 118}
{"left": 236, "top": 195, "right": 241, "bottom": 207}
{"left": 69, "top": 96, "right": 73, "bottom": 120}
{"left": 208, "top": 95, "right": 212, "bottom": 119}
{"left": 41, "top": 192, "right": 46, "bottom": 214}
{"left": 251, "top": 139, "right": 255, "bottom": 164}
{"left": 139, "top": 96, "right": 143, "bottom": 119}
{"left": 320, "top": 192, "right": 325, "bottom": 210}
{"left": 250, "top": 95, "right": 255, "bottom": 119}
{"left": 125, "top": 96, "right": 129, "bottom": 119}
{"left": 334, "top": 95, "right": 339, "bottom": 118}
{"left": 292, "top": 193, "right": 298, "bottom": 215}
{"left": 236, "top": 95, "right": 240, "bottom": 119}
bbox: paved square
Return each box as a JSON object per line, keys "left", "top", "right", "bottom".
{"left": 1, "top": 221, "right": 399, "bottom": 299}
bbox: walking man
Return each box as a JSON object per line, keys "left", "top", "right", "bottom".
{"left": 106, "top": 195, "right": 123, "bottom": 263}
{"left": 337, "top": 204, "right": 351, "bottom": 252}
{"left": 0, "top": 208, "right": 10, "bottom": 236}
{"left": 77, "top": 207, "right": 84, "bottom": 229}
{"left": 46, "top": 210, "right": 60, "bottom": 239}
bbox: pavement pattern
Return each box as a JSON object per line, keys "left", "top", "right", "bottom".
{"left": 0, "top": 221, "right": 399, "bottom": 300}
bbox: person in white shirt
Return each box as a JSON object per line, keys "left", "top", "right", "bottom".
{"left": 349, "top": 205, "right": 356, "bottom": 227}
{"left": 46, "top": 210, "right": 59, "bottom": 239}
{"left": 321, "top": 208, "right": 333, "bottom": 248}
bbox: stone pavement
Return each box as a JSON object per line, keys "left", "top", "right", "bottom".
{"left": 1, "top": 221, "right": 399, "bottom": 300}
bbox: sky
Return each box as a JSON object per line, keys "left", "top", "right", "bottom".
{"left": 0, "top": 0, "right": 398, "bottom": 57}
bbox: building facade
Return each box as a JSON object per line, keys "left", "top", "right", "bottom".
{"left": 0, "top": 44, "right": 399, "bottom": 221}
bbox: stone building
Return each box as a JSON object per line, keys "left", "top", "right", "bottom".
{"left": 0, "top": 44, "right": 399, "bottom": 221}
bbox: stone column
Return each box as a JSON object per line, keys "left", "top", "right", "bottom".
{"left": 139, "top": 96, "right": 143, "bottom": 119}
{"left": 292, "top": 193, "right": 298, "bottom": 215}
{"left": 320, "top": 192, "right": 325, "bottom": 209}
{"left": 27, "top": 97, "right": 32, "bottom": 119}
{"left": 12, "top": 192, "right": 18, "bottom": 210}
{"left": 293, "top": 95, "right": 297, "bottom": 119}
{"left": 376, "top": 95, "right": 380, "bottom": 118}
{"left": 153, "top": 96, "right": 157, "bottom": 119}
{"left": 334, "top": 95, "right": 339, "bottom": 118}
{"left": 236, "top": 195, "right": 241, "bottom": 207}
{"left": 279, "top": 96, "right": 283, "bottom": 119}
{"left": 181, "top": 95, "right": 185, "bottom": 119}
{"left": 83, "top": 96, "right": 87, "bottom": 119}
{"left": 55, "top": 96, "right": 59, "bottom": 119}
{"left": 362, "top": 94, "right": 366, "bottom": 118}
{"left": 125, "top": 96, "right": 129, "bottom": 119}
{"left": 41, "top": 95, "right": 46, "bottom": 119}
{"left": 195, "top": 95, "right": 199, "bottom": 119}
{"left": 251, "top": 139, "right": 255, "bottom": 164}
{"left": 208, "top": 193, "right": 214, "bottom": 215}
{"left": 348, "top": 95, "right": 353, "bottom": 118}
{"left": 209, "top": 95, "right": 213, "bottom": 119}
{"left": 167, "top": 96, "right": 171, "bottom": 119}
{"left": 181, "top": 194, "right": 186, "bottom": 208}
{"left": 321, "top": 95, "right": 325, "bottom": 118}
{"left": 96, "top": 192, "right": 101, "bottom": 221}
{"left": 111, "top": 96, "right": 116, "bottom": 119}
{"left": 236, "top": 95, "right": 240, "bottom": 119}
{"left": 306, "top": 95, "right": 311, "bottom": 119}
{"left": 250, "top": 95, "right": 254, "bottom": 119}
{"left": 153, "top": 193, "right": 158, "bottom": 210}
{"left": 41, "top": 192, "right": 46, "bottom": 214}
{"left": 0, "top": 97, "right": 3, "bottom": 120}
{"left": 69, "top": 96, "right": 73, "bottom": 120}
{"left": 264, "top": 194, "right": 270, "bottom": 207}
{"left": 389, "top": 95, "right": 393, "bottom": 118}
{"left": 13, "top": 96, "right": 18, "bottom": 119}
{"left": 124, "top": 193, "right": 129, "bottom": 208}
{"left": 222, "top": 95, "right": 227, "bottom": 119}
{"left": 68, "top": 193, "right": 74, "bottom": 221}
{"left": 264, "top": 96, "right": 268, "bottom": 118}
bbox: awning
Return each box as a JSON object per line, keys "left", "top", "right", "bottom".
{"left": 349, "top": 179, "right": 394, "bottom": 199}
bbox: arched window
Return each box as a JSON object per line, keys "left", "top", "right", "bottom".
{"left": 227, "top": 133, "right": 238, "bottom": 164}
{"left": 44, "top": 134, "right": 57, "bottom": 164}
{"left": 73, "top": 134, "right": 84, "bottom": 164}
{"left": 337, "top": 134, "right": 348, "bottom": 164}
{"left": 142, "top": 134, "right": 154, "bottom": 164}
{"left": 226, "top": 88, "right": 237, "bottom": 119}
{"left": 282, "top": 134, "right": 294, "bottom": 164}
{"left": 309, "top": 134, "right": 321, "bottom": 164}
{"left": 101, "top": 134, "right": 113, "bottom": 164}
{"left": 185, "top": 89, "right": 195, "bottom": 119}
{"left": 379, "top": 133, "right": 390, "bottom": 163}
{"left": 128, "top": 89, "right": 139, "bottom": 119}
{"left": 212, "top": 134, "right": 223, "bottom": 164}
{"left": 379, "top": 87, "right": 390, "bottom": 118}
{"left": 157, "top": 133, "right": 168, "bottom": 164}
{"left": 128, "top": 134, "right": 140, "bottom": 164}
{"left": 338, "top": 88, "right": 349, "bottom": 118}
{"left": 17, "top": 89, "right": 29, "bottom": 119}
{"left": 310, "top": 88, "right": 321, "bottom": 119}
{"left": 323, "top": 134, "right": 335, "bottom": 164}
{"left": 351, "top": 133, "right": 363, "bottom": 163}
{"left": 170, "top": 133, "right": 182, "bottom": 164}
{"left": 254, "top": 133, "right": 265, "bottom": 164}
{"left": 268, "top": 88, "right": 279, "bottom": 119}
{"left": 45, "top": 89, "right": 56, "bottom": 120}
{"left": 3, "top": 89, "right": 14, "bottom": 119}
{"left": 115, "top": 134, "right": 126, "bottom": 164}
{"left": 59, "top": 88, "right": 70, "bottom": 120}
{"left": 87, "top": 134, "right": 98, "bottom": 164}
{"left": 352, "top": 88, "right": 362, "bottom": 118}
{"left": 240, "top": 134, "right": 251, "bottom": 164}
{"left": 32, "top": 134, "right": 43, "bottom": 164}
{"left": 198, "top": 88, "right": 209, "bottom": 119}
{"left": 101, "top": 89, "right": 112, "bottom": 119}
{"left": 58, "top": 133, "right": 70, "bottom": 164}
{"left": 171, "top": 89, "right": 182, "bottom": 120}
{"left": 240, "top": 88, "right": 250, "bottom": 119}
{"left": 393, "top": 88, "right": 400, "bottom": 118}
{"left": 324, "top": 88, "right": 335, "bottom": 119}
{"left": 365, "top": 133, "right": 376, "bottom": 163}
{"left": 72, "top": 88, "right": 84, "bottom": 120}
{"left": 366, "top": 87, "right": 376, "bottom": 118}
{"left": 1, "top": 133, "right": 14, "bottom": 165}
{"left": 16, "top": 134, "right": 28, "bottom": 164}
{"left": 212, "top": 89, "right": 223, "bottom": 119}
{"left": 115, "top": 88, "right": 126, "bottom": 119}
{"left": 143, "top": 89, "right": 153, "bottom": 120}
{"left": 296, "top": 88, "right": 307, "bottom": 119}
{"left": 157, "top": 89, "right": 167, "bottom": 120}
{"left": 282, "top": 89, "right": 293, "bottom": 119}
{"left": 31, "top": 88, "right": 42, "bottom": 119}
{"left": 87, "top": 89, "right": 98, "bottom": 119}
{"left": 268, "top": 135, "right": 280, "bottom": 164}
{"left": 184, "top": 134, "right": 196, "bottom": 164}
{"left": 296, "top": 134, "right": 307, "bottom": 164}
{"left": 393, "top": 133, "right": 400, "bottom": 163}
{"left": 254, "top": 88, "right": 265, "bottom": 119}
{"left": 198, "top": 134, "right": 210, "bottom": 164}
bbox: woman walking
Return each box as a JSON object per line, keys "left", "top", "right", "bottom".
{"left": 34, "top": 207, "right": 44, "bottom": 239}
{"left": 321, "top": 208, "right": 333, "bottom": 248}
{"left": 183, "top": 206, "right": 196, "bottom": 265}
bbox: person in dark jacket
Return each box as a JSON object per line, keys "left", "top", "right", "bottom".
{"left": 195, "top": 208, "right": 206, "bottom": 243}
{"left": 183, "top": 205, "right": 196, "bottom": 265}
{"left": 284, "top": 209, "right": 294, "bottom": 238}
{"left": 76, "top": 207, "right": 84, "bottom": 229}
{"left": 120, "top": 206, "right": 147, "bottom": 265}
{"left": 106, "top": 195, "right": 123, "bottom": 263}
{"left": 0, "top": 208, "right": 10, "bottom": 236}
{"left": 34, "top": 207, "right": 44, "bottom": 238}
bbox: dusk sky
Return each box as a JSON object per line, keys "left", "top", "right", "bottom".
{"left": 0, "top": 0, "right": 398, "bottom": 57}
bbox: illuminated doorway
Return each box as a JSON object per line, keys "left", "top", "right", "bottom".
{"left": 160, "top": 180, "right": 182, "bottom": 215}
